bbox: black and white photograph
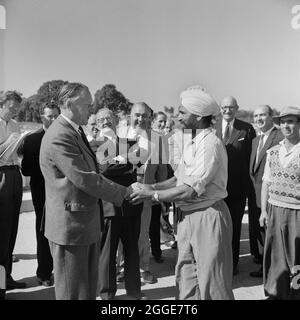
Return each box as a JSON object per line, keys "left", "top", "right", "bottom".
{"left": 0, "top": 0, "right": 300, "bottom": 306}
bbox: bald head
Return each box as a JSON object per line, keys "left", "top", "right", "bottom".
{"left": 220, "top": 96, "right": 239, "bottom": 122}
{"left": 221, "top": 96, "right": 238, "bottom": 108}
{"left": 130, "top": 102, "right": 153, "bottom": 130}
{"left": 253, "top": 105, "right": 274, "bottom": 132}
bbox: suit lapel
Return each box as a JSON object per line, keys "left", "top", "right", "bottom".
{"left": 226, "top": 120, "right": 241, "bottom": 145}
{"left": 254, "top": 127, "right": 276, "bottom": 172}
{"left": 58, "top": 116, "right": 98, "bottom": 168}
{"left": 250, "top": 137, "right": 259, "bottom": 174}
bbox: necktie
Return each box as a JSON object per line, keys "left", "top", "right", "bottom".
{"left": 78, "top": 126, "right": 96, "bottom": 156}
{"left": 256, "top": 134, "right": 265, "bottom": 164}
{"left": 223, "top": 123, "right": 230, "bottom": 144}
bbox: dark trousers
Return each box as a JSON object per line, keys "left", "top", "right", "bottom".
{"left": 98, "top": 215, "right": 141, "bottom": 299}
{"left": 150, "top": 204, "right": 162, "bottom": 258}
{"left": 0, "top": 166, "right": 23, "bottom": 279}
{"left": 34, "top": 206, "right": 53, "bottom": 280}
{"left": 224, "top": 195, "right": 247, "bottom": 268}
{"left": 49, "top": 240, "right": 99, "bottom": 300}
{"left": 247, "top": 199, "right": 265, "bottom": 261}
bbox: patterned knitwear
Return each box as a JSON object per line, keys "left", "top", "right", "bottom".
{"left": 267, "top": 145, "right": 300, "bottom": 209}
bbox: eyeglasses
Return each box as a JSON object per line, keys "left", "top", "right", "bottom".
{"left": 221, "top": 106, "right": 237, "bottom": 111}
{"left": 97, "top": 117, "right": 113, "bottom": 124}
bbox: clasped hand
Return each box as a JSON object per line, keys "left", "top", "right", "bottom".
{"left": 125, "top": 182, "right": 154, "bottom": 204}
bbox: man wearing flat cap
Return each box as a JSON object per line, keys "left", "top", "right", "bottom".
{"left": 260, "top": 106, "right": 300, "bottom": 300}
{"left": 129, "top": 86, "right": 234, "bottom": 300}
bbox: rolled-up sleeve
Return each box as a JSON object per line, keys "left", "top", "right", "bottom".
{"left": 182, "top": 141, "right": 219, "bottom": 197}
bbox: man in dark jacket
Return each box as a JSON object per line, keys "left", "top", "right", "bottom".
{"left": 20, "top": 102, "right": 60, "bottom": 286}
{"left": 248, "top": 105, "right": 283, "bottom": 277}
{"left": 215, "top": 96, "right": 256, "bottom": 275}
{"left": 95, "top": 108, "right": 145, "bottom": 300}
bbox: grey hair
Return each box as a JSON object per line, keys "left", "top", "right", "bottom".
{"left": 0, "top": 90, "right": 22, "bottom": 107}
{"left": 58, "top": 82, "right": 88, "bottom": 108}
{"left": 131, "top": 102, "right": 153, "bottom": 117}
{"left": 96, "top": 107, "right": 115, "bottom": 118}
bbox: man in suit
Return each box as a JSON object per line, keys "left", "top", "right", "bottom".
{"left": 39, "top": 82, "right": 133, "bottom": 300}
{"left": 95, "top": 108, "right": 145, "bottom": 300}
{"left": 215, "top": 96, "right": 256, "bottom": 275}
{"left": 118, "top": 102, "right": 168, "bottom": 284}
{"left": 150, "top": 111, "right": 168, "bottom": 263}
{"left": 248, "top": 105, "right": 283, "bottom": 277}
{"left": 20, "top": 101, "right": 60, "bottom": 286}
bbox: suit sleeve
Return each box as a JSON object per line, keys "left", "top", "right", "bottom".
{"left": 51, "top": 135, "right": 127, "bottom": 207}
{"left": 246, "top": 124, "right": 256, "bottom": 163}
{"left": 20, "top": 137, "right": 34, "bottom": 176}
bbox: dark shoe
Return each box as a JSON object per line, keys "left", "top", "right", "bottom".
{"left": 0, "top": 289, "right": 5, "bottom": 300}
{"left": 253, "top": 255, "right": 263, "bottom": 264}
{"left": 233, "top": 266, "right": 239, "bottom": 276}
{"left": 37, "top": 277, "right": 54, "bottom": 287}
{"left": 171, "top": 241, "right": 177, "bottom": 249}
{"left": 249, "top": 267, "right": 263, "bottom": 278}
{"left": 265, "top": 295, "right": 279, "bottom": 300}
{"left": 12, "top": 255, "right": 19, "bottom": 263}
{"left": 116, "top": 271, "right": 125, "bottom": 283}
{"left": 6, "top": 276, "right": 26, "bottom": 290}
{"left": 153, "top": 256, "right": 164, "bottom": 263}
{"left": 141, "top": 271, "right": 157, "bottom": 284}
{"left": 127, "top": 292, "right": 148, "bottom": 300}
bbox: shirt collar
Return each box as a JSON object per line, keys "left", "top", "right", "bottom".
{"left": 279, "top": 139, "right": 300, "bottom": 154}
{"left": 222, "top": 118, "right": 235, "bottom": 129}
{"left": 259, "top": 125, "right": 274, "bottom": 137}
{"left": 192, "top": 127, "right": 213, "bottom": 142}
{"left": 61, "top": 114, "right": 80, "bottom": 133}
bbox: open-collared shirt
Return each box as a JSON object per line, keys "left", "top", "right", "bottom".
{"left": 174, "top": 127, "right": 228, "bottom": 211}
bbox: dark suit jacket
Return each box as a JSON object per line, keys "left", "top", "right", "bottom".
{"left": 249, "top": 127, "right": 283, "bottom": 208}
{"left": 39, "top": 115, "right": 127, "bottom": 246}
{"left": 216, "top": 118, "right": 256, "bottom": 198}
{"left": 101, "top": 138, "right": 143, "bottom": 218}
{"left": 21, "top": 128, "right": 45, "bottom": 209}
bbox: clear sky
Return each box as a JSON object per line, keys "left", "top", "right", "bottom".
{"left": 1, "top": 0, "right": 300, "bottom": 111}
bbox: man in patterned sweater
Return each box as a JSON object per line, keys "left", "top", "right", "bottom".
{"left": 260, "top": 106, "right": 300, "bottom": 300}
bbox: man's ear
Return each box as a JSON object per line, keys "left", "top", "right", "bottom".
{"left": 66, "top": 99, "right": 72, "bottom": 110}
{"left": 196, "top": 115, "right": 202, "bottom": 122}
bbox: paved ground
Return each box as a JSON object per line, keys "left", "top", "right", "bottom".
{"left": 6, "top": 209, "right": 266, "bottom": 300}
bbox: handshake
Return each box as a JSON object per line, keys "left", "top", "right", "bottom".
{"left": 124, "top": 182, "right": 155, "bottom": 205}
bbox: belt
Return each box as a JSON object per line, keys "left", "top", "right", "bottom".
{"left": 0, "top": 165, "right": 19, "bottom": 170}
{"left": 136, "top": 173, "right": 144, "bottom": 177}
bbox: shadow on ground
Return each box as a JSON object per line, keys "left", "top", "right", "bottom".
{"left": 116, "top": 286, "right": 177, "bottom": 300}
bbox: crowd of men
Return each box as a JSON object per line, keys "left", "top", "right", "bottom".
{"left": 0, "top": 84, "right": 299, "bottom": 300}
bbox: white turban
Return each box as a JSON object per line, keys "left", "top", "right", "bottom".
{"left": 180, "top": 85, "right": 220, "bottom": 117}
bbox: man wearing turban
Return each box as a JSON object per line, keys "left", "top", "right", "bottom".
{"left": 129, "top": 86, "right": 234, "bottom": 300}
